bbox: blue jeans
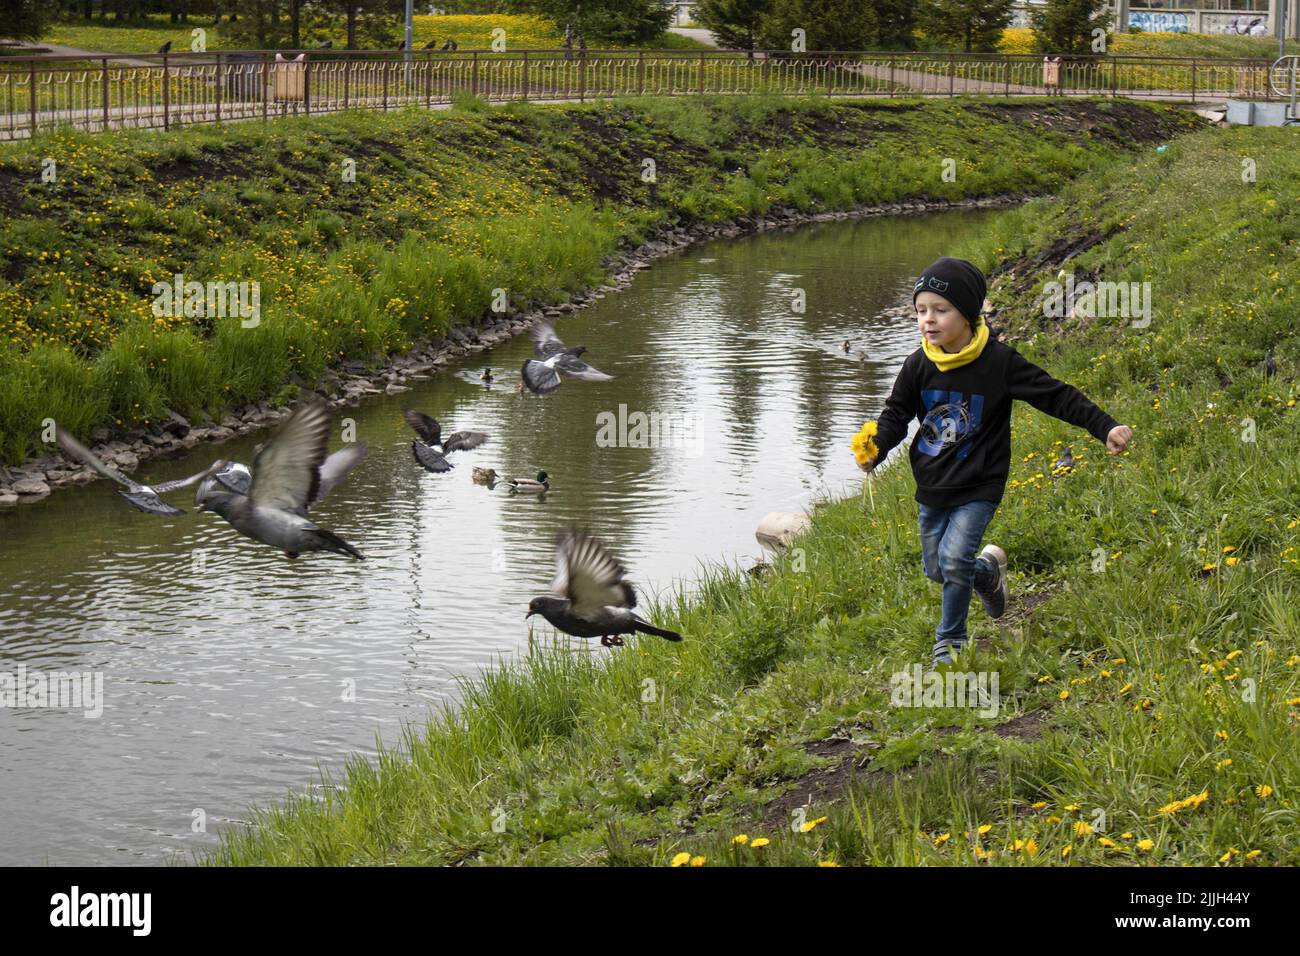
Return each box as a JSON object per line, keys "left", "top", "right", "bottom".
{"left": 919, "top": 500, "right": 999, "bottom": 655}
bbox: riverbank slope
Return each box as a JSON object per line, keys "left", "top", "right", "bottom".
{"left": 213, "top": 119, "right": 1299, "bottom": 866}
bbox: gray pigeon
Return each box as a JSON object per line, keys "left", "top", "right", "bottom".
{"left": 54, "top": 427, "right": 225, "bottom": 517}
{"left": 1052, "top": 447, "right": 1075, "bottom": 474}
{"left": 404, "top": 409, "right": 487, "bottom": 473}
{"left": 520, "top": 320, "right": 613, "bottom": 395}
{"left": 195, "top": 401, "right": 366, "bottom": 560}
{"left": 526, "top": 530, "right": 683, "bottom": 647}
{"left": 199, "top": 442, "right": 365, "bottom": 511}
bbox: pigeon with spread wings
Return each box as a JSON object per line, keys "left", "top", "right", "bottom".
{"left": 194, "top": 400, "right": 366, "bottom": 559}
{"left": 54, "top": 427, "right": 226, "bottom": 517}
{"left": 520, "top": 320, "right": 613, "bottom": 395}
{"left": 526, "top": 530, "right": 682, "bottom": 647}
{"left": 404, "top": 409, "right": 488, "bottom": 473}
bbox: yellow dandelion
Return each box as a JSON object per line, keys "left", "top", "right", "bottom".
{"left": 732, "top": 834, "right": 749, "bottom": 845}
{"left": 750, "top": 838, "right": 770, "bottom": 848}
{"left": 800, "top": 816, "right": 828, "bottom": 833}
{"left": 934, "top": 832, "right": 951, "bottom": 846}
{"left": 690, "top": 855, "right": 706, "bottom": 867}
{"left": 671, "top": 852, "right": 691, "bottom": 867}
{"left": 1137, "top": 839, "right": 1155, "bottom": 852}
{"left": 1256, "top": 784, "right": 1273, "bottom": 799}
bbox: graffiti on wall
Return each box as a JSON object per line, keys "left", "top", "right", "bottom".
{"left": 1129, "top": 11, "right": 1189, "bottom": 33}
{"left": 1201, "top": 13, "right": 1269, "bottom": 36}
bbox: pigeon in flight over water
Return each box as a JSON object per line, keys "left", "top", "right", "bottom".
{"left": 404, "top": 409, "right": 487, "bottom": 473}
{"left": 195, "top": 401, "right": 366, "bottom": 559}
{"left": 54, "top": 427, "right": 225, "bottom": 517}
{"left": 526, "top": 530, "right": 683, "bottom": 647}
{"left": 520, "top": 320, "right": 613, "bottom": 395}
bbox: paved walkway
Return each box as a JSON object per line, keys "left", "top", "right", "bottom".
{"left": 1, "top": 39, "right": 153, "bottom": 66}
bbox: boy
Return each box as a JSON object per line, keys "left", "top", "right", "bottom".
{"left": 859, "top": 257, "right": 1133, "bottom": 667}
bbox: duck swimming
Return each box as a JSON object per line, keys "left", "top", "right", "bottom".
{"left": 472, "top": 467, "right": 498, "bottom": 486}
{"left": 506, "top": 470, "right": 550, "bottom": 493}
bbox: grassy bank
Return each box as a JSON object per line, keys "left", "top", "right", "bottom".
{"left": 210, "top": 119, "right": 1297, "bottom": 867}
{"left": 0, "top": 96, "right": 1196, "bottom": 466}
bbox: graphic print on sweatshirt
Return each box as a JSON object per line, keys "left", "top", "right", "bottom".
{"left": 916, "top": 389, "right": 985, "bottom": 460}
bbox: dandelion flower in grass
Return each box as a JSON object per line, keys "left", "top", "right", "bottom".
{"left": 1121, "top": 832, "right": 1134, "bottom": 840}
{"left": 800, "top": 816, "right": 828, "bottom": 833}
{"left": 1073, "top": 821, "right": 1093, "bottom": 837}
{"left": 1061, "top": 845, "right": 1072, "bottom": 859}
{"left": 1059, "top": 690, "right": 1070, "bottom": 701}
{"left": 1245, "top": 850, "right": 1262, "bottom": 862}
{"left": 671, "top": 852, "right": 692, "bottom": 867}
{"left": 977, "top": 824, "right": 992, "bottom": 836}
{"left": 1225, "top": 556, "right": 1240, "bottom": 567}
{"left": 1136, "top": 839, "right": 1155, "bottom": 852}
{"left": 732, "top": 834, "right": 749, "bottom": 845}
{"left": 850, "top": 421, "right": 879, "bottom": 465}
{"left": 1046, "top": 815, "right": 1062, "bottom": 825}
{"left": 1098, "top": 838, "right": 1118, "bottom": 849}
{"left": 934, "top": 832, "right": 951, "bottom": 846}
{"left": 750, "top": 838, "right": 770, "bottom": 849}
{"left": 1216, "top": 729, "right": 1229, "bottom": 741}
{"left": 690, "top": 856, "right": 706, "bottom": 867}
{"left": 1256, "top": 784, "right": 1273, "bottom": 799}
{"left": 1024, "top": 839, "right": 1039, "bottom": 857}
{"left": 1118, "top": 682, "right": 1133, "bottom": 695}
{"left": 1031, "top": 801, "right": 1048, "bottom": 810}
{"left": 1219, "top": 848, "right": 1239, "bottom": 863}
{"left": 817, "top": 860, "right": 841, "bottom": 867}
{"left": 1063, "top": 804, "right": 1080, "bottom": 813}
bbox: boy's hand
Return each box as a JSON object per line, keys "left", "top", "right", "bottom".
{"left": 857, "top": 456, "right": 877, "bottom": 474}
{"left": 1106, "top": 424, "right": 1133, "bottom": 455}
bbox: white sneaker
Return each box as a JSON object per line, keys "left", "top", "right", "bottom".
{"left": 975, "top": 544, "right": 1009, "bottom": 619}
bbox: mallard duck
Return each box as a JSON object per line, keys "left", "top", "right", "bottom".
{"left": 506, "top": 470, "right": 549, "bottom": 493}
{"left": 472, "top": 467, "right": 498, "bottom": 485}
{"left": 480, "top": 368, "right": 494, "bottom": 384}
{"left": 842, "top": 340, "right": 851, "bottom": 353}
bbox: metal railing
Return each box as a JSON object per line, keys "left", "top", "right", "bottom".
{"left": 0, "top": 49, "right": 1273, "bottom": 140}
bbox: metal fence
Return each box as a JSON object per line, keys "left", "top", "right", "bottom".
{"left": 0, "top": 49, "right": 1274, "bottom": 141}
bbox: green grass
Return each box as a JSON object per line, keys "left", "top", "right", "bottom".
{"left": 0, "top": 96, "right": 1196, "bottom": 465}
{"left": 202, "top": 113, "right": 1300, "bottom": 868}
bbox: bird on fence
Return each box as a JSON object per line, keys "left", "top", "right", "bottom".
{"left": 520, "top": 319, "right": 613, "bottom": 394}
{"left": 194, "top": 400, "right": 366, "bottom": 560}
{"left": 440, "top": 39, "right": 458, "bottom": 51}
{"left": 404, "top": 409, "right": 488, "bottom": 473}
{"left": 158, "top": 41, "right": 172, "bottom": 55}
{"left": 317, "top": 40, "right": 333, "bottom": 50}
{"left": 397, "top": 39, "right": 407, "bottom": 51}
{"left": 526, "top": 530, "right": 683, "bottom": 648}
{"left": 53, "top": 427, "right": 226, "bottom": 517}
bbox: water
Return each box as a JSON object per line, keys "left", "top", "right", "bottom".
{"left": 0, "top": 208, "right": 998, "bottom": 864}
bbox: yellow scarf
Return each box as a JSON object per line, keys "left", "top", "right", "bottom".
{"left": 921, "top": 322, "right": 989, "bottom": 372}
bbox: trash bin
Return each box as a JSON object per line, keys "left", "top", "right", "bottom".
{"left": 271, "top": 53, "right": 306, "bottom": 102}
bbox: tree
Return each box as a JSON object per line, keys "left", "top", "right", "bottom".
{"left": 757, "top": 0, "right": 878, "bottom": 52}
{"left": 0, "top": 0, "right": 55, "bottom": 41}
{"left": 695, "top": 0, "right": 771, "bottom": 56}
{"left": 873, "top": 0, "right": 917, "bottom": 49}
{"left": 1031, "top": 0, "right": 1110, "bottom": 55}
{"left": 511, "top": 0, "right": 673, "bottom": 48}
{"left": 916, "top": 0, "right": 1011, "bottom": 53}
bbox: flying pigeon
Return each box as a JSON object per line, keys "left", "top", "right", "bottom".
{"left": 404, "top": 409, "right": 487, "bottom": 473}
{"left": 195, "top": 401, "right": 366, "bottom": 559}
{"left": 54, "top": 427, "right": 225, "bottom": 517}
{"left": 520, "top": 320, "right": 613, "bottom": 395}
{"left": 526, "top": 530, "right": 683, "bottom": 648}
{"left": 199, "top": 441, "right": 366, "bottom": 512}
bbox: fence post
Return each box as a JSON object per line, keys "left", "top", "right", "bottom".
{"left": 28, "top": 60, "right": 37, "bottom": 136}
{"left": 1004, "top": 58, "right": 1010, "bottom": 95}
{"left": 948, "top": 53, "right": 955, "bottom": 97}
{"left": 383, "top": 57, "right": 389, "bottom": 110}
{"left": 578, "top": 47, "right": 586, "bottom": 102}
{"left": 1190, "top": 59, "right": 1196, "bottom": 103}
{"left": 162, "top": 52, "right": 170, "bottom": 130}
{"left": 826, "top": 53, "right": 834, "bottom": 96}
{"left": 344, "top": 57, "right": 351, "bottom": 110}
{"left": 699, "top": 50, "right": 705, "bottom": 94}
{"left": 262, "top": 53, "right": 269, "bottom": 123}
{"left": 1111, "top": 57, "right": 1117, "bottom": 97}
{"left": 472, "top": 50, "right": 479, "bottom": 97}
{"left": 522, "top": 50, "right": 529, "bottom": 101}
{"left": 637, "top": 49, "right": 644, "bottom": 97}
{"left": 889, "top": 55, "right": 895, "bottom": 96}
{"left": 304, "top": 55, "right": 312, "bottom": 114}
{"left": 102, "top": 58, "right": 110, "bottom": 131}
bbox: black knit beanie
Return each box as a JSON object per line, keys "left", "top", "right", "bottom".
{"left": 912, "top": 257, "right": 986, "bottom": 328}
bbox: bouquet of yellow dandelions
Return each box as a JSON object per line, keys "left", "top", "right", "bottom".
{"left": 852, "top": 421, "right": 880, "bottom": 512}
{"left": 851, "top": 421, "right": 879, "bottom": 466}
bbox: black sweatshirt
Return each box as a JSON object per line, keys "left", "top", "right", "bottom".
{"left": 873, "top": 338, "right": 1120, "bottom": 508}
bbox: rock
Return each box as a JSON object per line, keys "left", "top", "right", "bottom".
{"left": 114, "top": 452, "right": 139, "bottom": 472}
{"left": 385, "top": 383, "right": 411, "bottom": 395}
{"left": 91, "top": 427, "right": 111, "bottom": 443}
{"left": 16, "top": 470, "right": 46, "bottom": 484}
{"left": 12, "top": 478, "right": 51, "bottom": 496}
{"left": 163, "top": 409, "right": 191, "bottom": 436}
{"left": 755, "top": 511, "right": 811, "bottom": 550}
{"left": 0, "top": 492, "right": 17, "bottom": 508}
{"left": 208, "top": 427, "right": 235, "bottom": 442}
{"left": 220, "top": 416, "right": 242, "bottom": 430}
